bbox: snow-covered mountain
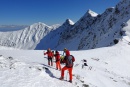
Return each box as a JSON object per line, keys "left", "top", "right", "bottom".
{"left": 0, "top": 0, "right": 130, "bottom": 50}
{"left": 0, "top": 22, "right": 60, "bottom": 49}
{"left": 35, "top": 19, "right": 74, "bottom": 50}
{"left": 36, "top": 0, "right": 130, "bottom": 50}
{"left": 55, "top": 0, "right": 130, "bottom": 50}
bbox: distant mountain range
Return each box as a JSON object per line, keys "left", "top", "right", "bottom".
{"left": 0, "top": 0, "right": 130, "bottom": 50}
{"left": 0, "top": 25, "right": 28, "bottom": 32}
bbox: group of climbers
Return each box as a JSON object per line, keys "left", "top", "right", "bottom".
{"left": 44, "top": 48, "right": 75, "bottom": 83}
{"left": 44, "top": 49, "right": 61, "bottom": 70}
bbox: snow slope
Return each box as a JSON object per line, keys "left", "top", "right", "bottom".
{"left": 0, "top": 37, "right": 130, "bottom": 87}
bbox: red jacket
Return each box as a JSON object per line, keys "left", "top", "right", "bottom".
{"left": 54, "top": 52, "right": 60, "bottom": 62}
{"left": 44, "top": 51, "right": 53, "bottom": 58}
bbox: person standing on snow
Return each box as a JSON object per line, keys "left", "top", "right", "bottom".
{"left": 59, "top": 48, "right": 75, "bottom": 83}
{"left": 54, "top": 50, "right": 61, "bottom": 70}
{"left": 44, "top": 48, "right": 53, "bottom": 66}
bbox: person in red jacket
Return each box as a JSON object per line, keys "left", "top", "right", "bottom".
{"left": 54, "top": 50, "right": 61, "bottom": 70}
{"left": 44, "top": 48, "right": 53, "bottom": 66}
{"left": 59, "top": 48, "right": 75, "bottom": 83}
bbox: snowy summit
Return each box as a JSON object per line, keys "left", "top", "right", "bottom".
{"left": 87, "top": 9, "right": 98, "bottom": 17}
{"left": 66, "top": 19, "right": 75, "bottom": 25}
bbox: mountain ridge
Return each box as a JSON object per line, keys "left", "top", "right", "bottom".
{"left": 0, "top": 0, "right": 130, "bottom": 50}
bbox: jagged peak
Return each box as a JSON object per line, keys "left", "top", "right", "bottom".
{"left": 75, "top": 9, "right": 98, "bottom": 25}
{"left": 87, "top": 9, "right": 98, "bottom": 17}
{"left": 66, "top": 19, "right": 74, "bottom": 25}
{"left": 62, "top": 19, "right": 74, "bottom": 26}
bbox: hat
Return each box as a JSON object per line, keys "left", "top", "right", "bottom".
{"left": 64, "top": 48, "right": 67, "bottom": 51}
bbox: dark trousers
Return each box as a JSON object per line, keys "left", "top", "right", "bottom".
{"left": 48, "top": 57, "right": 53, "bottom": 66}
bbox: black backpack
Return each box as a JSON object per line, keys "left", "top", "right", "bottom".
{"left": 65, "top": 55, "right": 75, "bottom": 68}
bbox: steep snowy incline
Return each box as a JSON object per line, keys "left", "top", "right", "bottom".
{"left": 0, "top": 22, "right": 59, "bottom": 49}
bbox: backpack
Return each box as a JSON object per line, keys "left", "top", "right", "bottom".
{"left": 60, "top": 55, "right": 65, "bottom": 63}
{"left": 65, "top": 55, "right": 75, "bottom": 68}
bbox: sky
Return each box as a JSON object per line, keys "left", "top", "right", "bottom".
{"left": 0, "top": 0, "right": 120, "bottom": 26}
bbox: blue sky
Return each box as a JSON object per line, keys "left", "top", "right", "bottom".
{"left": 0, "top": 0, "right": 120, "bottom": 25}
